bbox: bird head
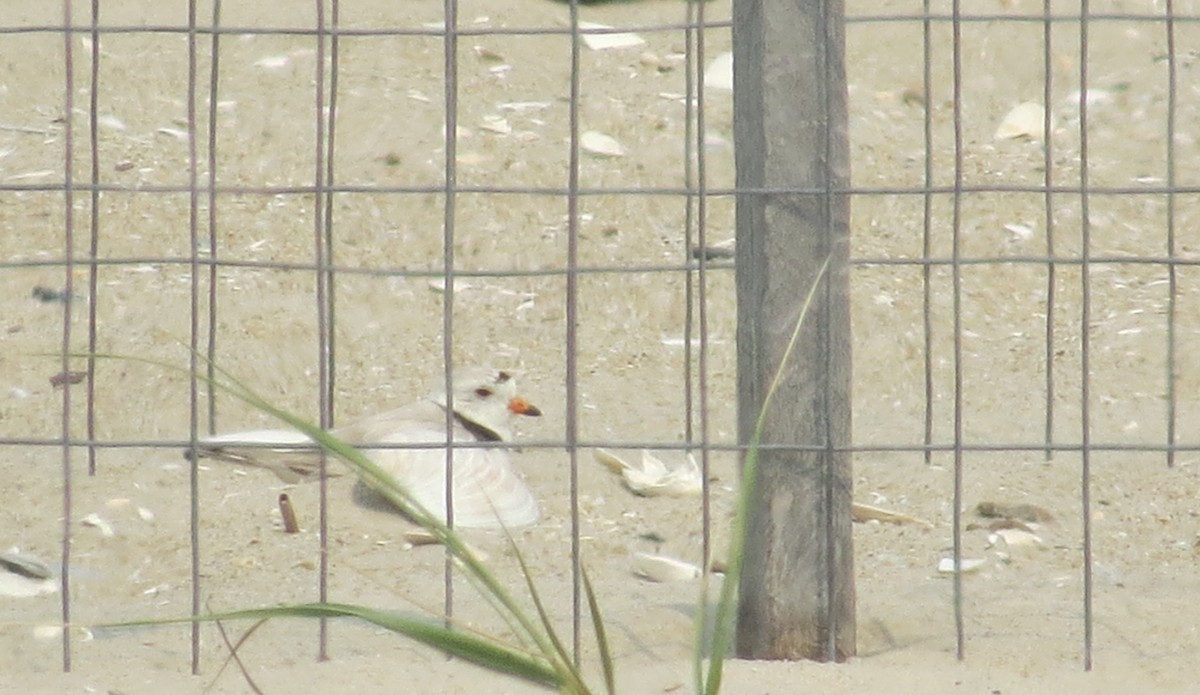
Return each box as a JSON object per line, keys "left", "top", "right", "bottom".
{"left": 432, "top": 367, "right": 542, "bottom": 441}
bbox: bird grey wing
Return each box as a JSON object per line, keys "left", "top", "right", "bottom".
{"left": 191, "top": 429, "right": 336, "bottom": 483}
{"left": 361, "top": 430, "right": 540, "bottom": 529}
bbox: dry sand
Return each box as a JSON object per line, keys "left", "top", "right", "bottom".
{"left": 2, "top": 0, "right": 1199, "bottom": 693}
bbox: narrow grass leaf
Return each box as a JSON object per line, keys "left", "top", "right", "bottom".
{"left": 100, "top": 603, "right": 563, "bottom": 689}
{"left": 507, "top": 533, "right": 590, "bottom": 694}
{"left": 582, "top": 566, "right": 615, "bottom": 695}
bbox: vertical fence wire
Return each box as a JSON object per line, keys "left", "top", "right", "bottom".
{"left": 1077, "top": 0, "right": 1095, "bottom": 672}
{"left": 311, "top": 0, "right": 335, "bottom": 661}
{"left": 85, "top": 0, "right": 101, "bottom": 478}
{"left": 1041, "top": 0, "right": 1058, "bottom": 462}
{"left": 57, "top": 0, "right": 77, "bottom": 674}
{"left": 205, "top": 1, "right": 222, "bottom": 439}
{"left": 820, "top": 0, "right": 842, "bottom": 663}
{"left": 688, "top": 0, "right": 713, "bottom": 577}
{"left": 565, "top": 0, "right": 584, "bottom": 665}
{"left": 184, "top": 0, "right": 204, "bottom": 674}
{"left": 920, "top": 0, "right": 935, "bottom": 467}
{"left": 682, "top": 4, "right": 696, "bottom": 453}
{"left": 1163, "top": 0, "right": 1178, "bottom": 469}
{"left": 440, "top": 0, "right": 461, "bottom": 630}
{"left": 949, "top": 0, "right": 966, "bottom": 662}
{"left": 322, "top": 0, "right": 343, "bottom": 661}
{"left": 202, "top": 0, "right": 224, "bottom": 663}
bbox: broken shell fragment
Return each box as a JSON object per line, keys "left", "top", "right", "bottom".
{"left": 633, "top": 552, "right": 702, "bottom": 582}
{"left": 691, "top": 237, "right": 736, "bottom": 260}
{"left": 0, "top": 549, "right": 58, "bottom": 598}
{"left": 577, "top": 21, "right": 646, "bottom": 51}
{"left": 594, "top": 449, "right": 702, "bottom": 497}
{"left": 988, "top": 528, "right": 1044, "bottom": 549}
{"left": 851, "top": 502, "right": 933, "bottom": 528}
{"left": 704, "top": 52, "right": 733, "bottom": 91}
{"left": 995, "top": 102, "right": 1053, "bottom": 140}
{"left": 479, "top": 114, "right": 511, "bottom": 135}
{"left": 0, "top": 549, "right": 53, "bottom": 581}
{"left": 33, "top": 625, "right": 93, "bottom": 641}
{"left": 937, "top": 557, "right": 986, "bottom": 575}
{"left": 81, "top": 513, "right": 115, "bottom": 538}
{"left": 581, "top": 131, "right": 626, "bottom": 158}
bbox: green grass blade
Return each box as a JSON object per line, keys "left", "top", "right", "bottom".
{"left": 506, "top": 532, "right": 590, "bottom": 694}
{"left": 581, "top": 566, "right": 615, "bottom": 695}
{"left": 99, "top": 603, "right": 564, "bottom": 689}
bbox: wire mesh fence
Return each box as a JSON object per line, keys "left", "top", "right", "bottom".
{"left": 1, "top": 0, "right": 1199, "bottom": 692}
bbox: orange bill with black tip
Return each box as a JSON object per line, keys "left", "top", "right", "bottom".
{"left": 508, "top": 397, "right": 542, "bottom": 417}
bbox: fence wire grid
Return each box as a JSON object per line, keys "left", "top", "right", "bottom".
{"left": 1, "top": 0, "right": 1199, "bottom": 691}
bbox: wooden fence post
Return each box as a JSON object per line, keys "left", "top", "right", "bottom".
{"left": 732, "top": 0, "right": 855, "bottom": 662}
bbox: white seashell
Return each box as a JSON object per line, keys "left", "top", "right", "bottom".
{"left": 0, "top": 549, "right": 53, "bottom": 580}
{"left": 994, "top": 102, "right": 1052, "bottom": 140}
{"left": 34, "top": 625, "right": 62, "bottom": 640}
{"left": 691, "top": 237, "right": 736, "bottom": 260}
{"left": 633, "top": 553, "right": 702, "bottom": 582}
{"left": 1003, "top": 222, "right": 1035, "bottom": 240}
{"left": 156, "top": 127, "right": 190, "bottom": 142}
{"left": 581, "top": 131, "right": 626, "bottom": 158}
{"left": 7, "top": 170, "right": 55, "bottom": 181}
{"left": 427, "top": 277, "right": 474, "bottom": 294}
{"left": 0, "top": 550, "right": 57, "bottom": 598}
{"left": 81, "top": 513, "right": 115, "bottom": 537}
{"left": 851, "top": 502, "right": 933, "bottom": 528}
{"left": 497, "top": 101, "right": 550, "bottom": 114}
{"left": 704, "top": 52, "right": 733, "bottom": 91}
{"left": 1063, "top": 89, "right": 1117, "bottom": 110}
{"left": 0, "top": 573, "right": 58, "bottom": 598}
{"left": 593, "top": 449, "right": 702, "bottom": 497}
{"left": 456, "top": 151, "right": 490, "bottom": 167}
{"left": 660, "top": 337, "right": 726, "bottom": 348}
{"left": 639, "top": 52, "right": 662, "bottom": 69}
{"left": 97, "top": 114, "right": 126, "bottom": 131}
{"left": 988, "top": 528, "right": 1043, "bottom": 548}
{"left": 937, "top": 557, "right": 986, "bottom": 574}
{"left": 254, "top": 54, "right": 291, "bottom": 70}
{"left": 403, "top": 529, "right": 439, "bottom": 547}
{"left": 479, "top": 115, "right": 511, "bottom": 135}
{"left": 33, "top": 625, "right": 93, "bottom": 641}
{"left": 594, "top": 448, "right": 628, "bottom": 475}
{"left": 473, "top": 45, "right": 505, "bottom": 63}
{"left": 578, "top": 21, "right": 646, "bottom": 51}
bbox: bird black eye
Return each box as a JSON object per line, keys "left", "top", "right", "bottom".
{"left": 475, "top": 387, "right": 493, "bottom": 397}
